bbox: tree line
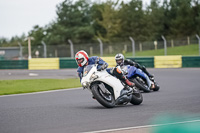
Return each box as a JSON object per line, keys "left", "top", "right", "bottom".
{"left": 1, "top": 0, "right": 200, "bottom": 47}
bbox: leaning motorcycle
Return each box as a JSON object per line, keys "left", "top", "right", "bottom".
{"left": 81, "top": 64, "right": 143, "bottom": 108}
{"left": 125, "top": 66, "right": 160, "bottom": 93}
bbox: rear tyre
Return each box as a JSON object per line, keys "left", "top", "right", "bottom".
{"left": 130, "top": 88, "right": 143, "bottom": 105}
{"left": 91, "top": 84, "right": 115, "bottom": 108}
{"left": 153, "top": 83, "right": 160, "bottom": 91}
{"left": 132, "top": 78, "right": 151, "bottom": 93}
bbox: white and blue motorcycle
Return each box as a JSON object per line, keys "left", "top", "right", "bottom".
{"left": 122, "top": 65, "right": 160, "bottom": 93}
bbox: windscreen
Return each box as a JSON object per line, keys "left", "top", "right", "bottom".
{"left": 83, "top": 65, "right": 94, "bottom": 77}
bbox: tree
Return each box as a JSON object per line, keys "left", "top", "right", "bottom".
{"left": 0, "top": 37, "right": 9, "bottom": 46}
{"left": 0, "top": 34, "right": 26, "bottom": 47}
{"left": 28, "top": 25, "right": 45, "bottom": 46}
{"left": 96, "top": 0, "right": 121, "bottom": 42}
{"left": 192, "top": 0, "right": 200, "bottom": 35}
{"left": 145, "top": 0, "right": 165, "bottom": 40}
{"left": 3, "top": 0, "right": 200, "bottom": 46}
{"left": 53, "top": 0, "right": 94, "bottom": 43}
{"left": 168, "top": 0, "right": 194, "bottom": 38}
{"left": 119, "top": 0, "right": 146, "bottom": 41}
{"left": 161, "top": 0, "right": 171, "bottom": 38}
{"left": 90, "top": 3, "right": 107, "bottom": 40}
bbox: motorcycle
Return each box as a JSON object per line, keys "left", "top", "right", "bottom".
{"left": 81, "top": 64, "right": 143, "bottom": 108}
{"left": 123, "top": 65, "right": 160, "bottom": 93}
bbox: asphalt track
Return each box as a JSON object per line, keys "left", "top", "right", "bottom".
{"left": 0, "top": 68, "right": 200, "bottom": 133}
{"left": 0, "top": 69, "right": 78, "bottom": 80}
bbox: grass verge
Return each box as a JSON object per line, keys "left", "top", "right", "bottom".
{"left": 126, "top": 44, "right": 199, "bottom": 56}
{"left": 0, "top": 78, "right": 81, "bottom": 95}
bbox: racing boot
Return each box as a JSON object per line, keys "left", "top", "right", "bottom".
{"left": 150, "top": 82, "right": 155, "bottom": 89}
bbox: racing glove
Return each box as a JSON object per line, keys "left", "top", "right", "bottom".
{"left": 97, "top": 63, "right": 108, "bottom": 71}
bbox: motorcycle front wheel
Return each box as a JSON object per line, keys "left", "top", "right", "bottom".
{"left": 91, "top": 84, "right": 115, "bottom": 108}
{"left": 132, "top": 78, "right": 151, "bottom": 93}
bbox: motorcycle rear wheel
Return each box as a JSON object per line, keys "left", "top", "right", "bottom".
{"left": 130, "top": 89, "right": 143, "bottom": 105}
{"left": 153, "top": 83, "right": 160, "bottom": 91}
{"left": 91, "top": 84, "right": 115, "bottom": 108}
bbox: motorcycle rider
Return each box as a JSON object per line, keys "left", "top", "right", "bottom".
{"left": 75, "top": 50, "right": 135, "bottom": 88}
{"left": 114, "top": 53, "right": 155, "bottom": 89}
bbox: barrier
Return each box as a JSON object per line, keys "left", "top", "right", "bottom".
{"left": 60, "top": 58, "right": 77, "bottom": 68}
{"left": 101, "top": 57, "right": 116, "bottom": 68}
{"left": 127, "top": 57, "right": 154, "bottom": 68}
{"left": 29, "top": 58, "right": 59, "bottom": 70}
{"left": 0, "top": 60, "right": 28, "bottom": 69}
{"left": 0, "top": 56, "right": 200, "bottom": 69}
{"left": 154, "top": 55, "right": 182, "bottom": 68}
{"left": 59, "top": 57, "right": 154, "bottom": 68}
{"left": 182, "top": 56, "right": 200, "bottom": 67}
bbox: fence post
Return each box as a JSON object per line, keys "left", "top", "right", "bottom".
{"left": 55, "top": 50, "right": 58, "bottom": 57}
{"left": 161, "top": 35, "right": 167, "bottom": 56}
{"left": 90, "top": 47, "right": 93, "bottom": 56}
{"left": 129, "top": 36, "right": 135, "bottom": 57}
{"left": 154, "top": 41, "right": 157, "bottom": 50}
{"left": 97, "top": 38, "right": 103, "bottom": 57}
{"left": 124, "top": 45, "right": 127, "bottom": 52}
{"left": 18, "top": 42, "right": 23, "bottom": 59}
{"left": 171, "top": 39, "right": 174, "bottom": 47}
{"left": 41, "top": 41, "right": 47, "bottom": 58}
{"left": 187, "top": 36, "right": 190, "bottom": 45}
{"left": 139, "top": 43, "right": 142, "bottom": 51}
{"left": 25, "top": 37, "right": 34, "bottom": 59}
{"left": 196, "top": 34, "right": 200, "bottom": 56}
{"left": 68, "top": 39, "right": 74, "bottom": 58}
{"left": 109, "top": 46, "right": 113, "bottom": 54}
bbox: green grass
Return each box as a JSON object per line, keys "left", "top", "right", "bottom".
{"left": 126, "top": 44, "right": 199, "bottom": 56}
{"left": 0, "top": 78, "right": 81, "bottom": 95}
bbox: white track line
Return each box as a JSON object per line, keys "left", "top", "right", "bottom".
{"left": 0, "top": 87, "right": 82, "bottom": 98}
{"left": 84, "top": 119, "right": 200, "bottom": 133}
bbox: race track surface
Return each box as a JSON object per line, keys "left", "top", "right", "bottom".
{"left": 0, "top": 69, "right": 78, "bottom": 80}
{"left": 0, "top": 68, "right": 200, "bottom": 133}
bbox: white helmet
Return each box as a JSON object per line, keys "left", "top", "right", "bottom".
{"left": 115, "top": 53, "right": 124, "bottom": 66}
{"left": 75, "top": 50, "right": 89, "bottom": 67}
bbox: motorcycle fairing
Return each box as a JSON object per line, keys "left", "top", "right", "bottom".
{"left": 95, "top": 70, "right": 124, "bottom": 100}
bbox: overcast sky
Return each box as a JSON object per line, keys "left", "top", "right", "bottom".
{"left": 0, "top": 0, "right": 151, "bottom": 39}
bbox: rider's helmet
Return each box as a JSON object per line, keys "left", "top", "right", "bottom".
{"left": 75, "top": 50, "right": 89, "bottom": 67}
{"left": 115, "top": 53, "right": 124, "bottom": 66}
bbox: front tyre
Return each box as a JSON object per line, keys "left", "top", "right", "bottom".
{"left": 132, "top": 78, "right": 151, "bottom": 93}
{"left": 91, "top": 84, "right": 115, "bottom": 108}
{"left": 130, "top": 88, "right": 143, "bottom": 105}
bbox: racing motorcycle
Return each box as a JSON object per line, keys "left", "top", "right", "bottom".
{"left": 123, "top": 66, "right": 160, "bottom": 93}
{"left": 81, "top": 64, "right": 143, "bottom": 108}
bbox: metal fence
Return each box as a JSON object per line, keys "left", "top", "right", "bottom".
{"left": 0, "top": 37, "right": 199, "bottom": 60}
